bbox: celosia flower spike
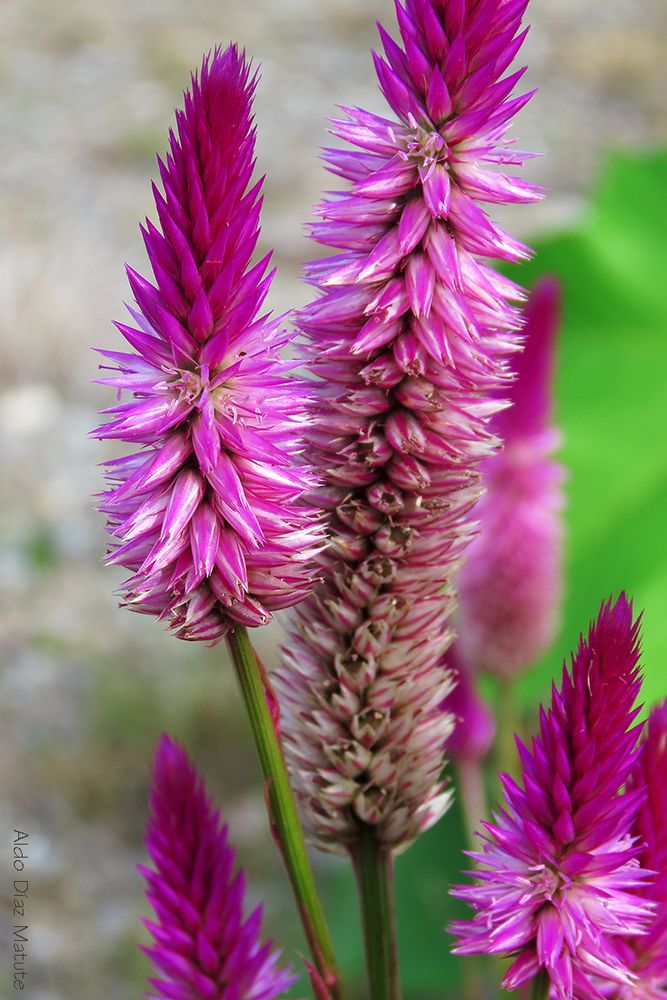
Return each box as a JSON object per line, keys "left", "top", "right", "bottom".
{"left": 94, "top": 46, "right": 323, "bottom": 642}
{"left": 495, "top": 277, "right": 560, "bottom": 437}
{"left": 276, "top": 0, "right": 540, "bottom": 853}
{"left": 456, "top": 277, "right": 565, "bottom": 677}
{"left": 140, "top": 734, "right": 295, "bottom": 1000}
{"left": 618, "top": 700, "right": 667, "bottom": 997}
{"left": 450, "top": 595, "right": 655, "bottom": 1000}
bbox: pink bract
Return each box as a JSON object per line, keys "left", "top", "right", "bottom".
{"left": 140, "top": 735, "right": 295, "bottom": 1000}
{"left": 450, "top": 595, "right": 654, "bottom": 1000}
{"left": 94, "top": 46, "right": 323, "bottom": 642}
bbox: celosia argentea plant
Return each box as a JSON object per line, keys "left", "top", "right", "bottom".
{"left": 93, "top": 5, "right": 667, "bottom": 1000}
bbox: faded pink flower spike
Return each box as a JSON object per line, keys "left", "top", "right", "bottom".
{"left": 275, "top": 0, "right": 540, "bottom": 852}
{"left": 456, "top": 276, "right": 565, "bottom": 678}
{"left": 140, "top": 734, "right": 296, "bottom": 1000}
{"left": 617, "top": 700, "right": 667, "bottom": 998}
{"left": 450, "top": 595, "right": 655, "bottom": 1000}
{"left": 93, "top": 46, "right": 323, "bottom": 642}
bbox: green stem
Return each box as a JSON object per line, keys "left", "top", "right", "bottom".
{"left": 453, "top": 761, "right": 487, "bottom": 1000}
{"left": 351, "top": 825, "right": 401, "bottom": 1000}
{"left": 529, "top": 969, "right": 550, "bottom": 1000}
{"left": 227, "top": 626, "right": 341, "bottom": 999}
{"left": 496, "top": 674, "right": 519, "bottom": 778}
{"left": 460, "top": 953, "right": 486, "bottom": 1000}
{"left": 456, "top": 758, "right": 487, "bottom": 850}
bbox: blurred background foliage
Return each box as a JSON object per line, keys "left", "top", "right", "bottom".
{"left": 0, "top": 1, "right": 665, "bottom": 998}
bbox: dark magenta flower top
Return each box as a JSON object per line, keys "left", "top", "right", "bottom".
{"left": 94, "top": 46, "right": 323, "bottom": 642}
{"left": 451, "top": 595, "right": 655, "bottom": 999}
{"left": 140, "top": 735, "right": 295, "bottom": 999}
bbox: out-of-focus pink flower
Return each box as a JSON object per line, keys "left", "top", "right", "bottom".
{"left": 140, "top": 734, "right": 295, "bottom": 1000}
{"left": 456, "top": 277, "right": 565, "bottom": 678}
{"left": 617, "top": 701, "right": 667, "bottom": 998}
{"left": 276, "top": 0, "right": 540, "bottom": 853}
{"left": 93, "top": 46, "right": 322, "bottom": 642}
{"left": 450, "top": 595, "right": 654, "bottom": 999}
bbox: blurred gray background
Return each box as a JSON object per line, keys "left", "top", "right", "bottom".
{"left": 0, "top": 0, "right": 665, "bottom": 997}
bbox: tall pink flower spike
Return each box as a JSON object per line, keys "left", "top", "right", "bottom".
{"left": 140, "top": 735, "right": 296, "bottom": 1000}
{"left": 450, "top": 595, "right": 655, "bottom": 1000}
{"left": 456, "top": 276, "right": 565, "bottom": 678}
{"left": 275, "top": 0, "right": 542, "bottom": 853}
{"left": 443, "top": 277, "right": 563, "bottom": 773}
{"left": 617, "top": 700, "right": 667, "bottom": 998}
{"left": 93, "top": 46, "right": 323, "bottom": 642}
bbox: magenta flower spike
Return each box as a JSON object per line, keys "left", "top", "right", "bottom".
{"left": 455, "top": 277, "right": 565, "bottom": 677}
{"left": 276, "top": 0, "right": 541, "bottom": 852}
{"left": 450, "top": 595, "right": 655, "bottom": 999}
{"left": 93, "top": 46, "right": 323, "bottom": 642}
{"left": 140, "top": 734, "right": 296, "bottom": 1000}
{"left": 618, "top": 700, "right": 667, "bottom": 997}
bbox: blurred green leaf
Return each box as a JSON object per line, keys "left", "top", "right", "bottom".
{"left": 322, "top": 795, "right": 470, "bottom": 998}
{"left": 514, "top": 148, "right": 667, "bottom": 711}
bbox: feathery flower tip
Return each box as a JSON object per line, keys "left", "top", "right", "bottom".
{"left": 141, "top": 734, "right": 295, "bottom": 1000}
{"left": 277, "top": 0, "right": 540, "bottom": 852}
{"left": 456, "top": 277, "right": 565, "bottom": 677}
{"left": 94, "top": 45, "right": 323, "bottom": 642}
{"left": 450, "top": 595, "right": 655, "bottom": 1000}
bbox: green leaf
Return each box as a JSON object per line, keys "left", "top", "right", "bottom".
{"left": 513, "top": 148, "right": 667, "bottom": 713}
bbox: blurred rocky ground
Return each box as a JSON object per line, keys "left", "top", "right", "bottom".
{"left": 0, "top": 0, "right": 665, "bottom": 996}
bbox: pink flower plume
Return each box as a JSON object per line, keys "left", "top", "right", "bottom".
{"left": 450, "top": 595, "right": 655, "bottom": 999}
{"left": 455, "top": 277, "right": 565, "bottom": 678}
{"left": 140, "top": 734, "right": 295, "bottom": 999}
{"left": 94, "top": 46, "right": 323, "bottom": 642}
{"left": 276, "top": 0, "right": 541, "bottom": 852}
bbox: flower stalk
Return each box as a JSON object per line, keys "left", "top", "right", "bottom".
{"left": 227, "top": 626, "right": 341, "bottom": 998}
{"left": 496, "top": 674, "right": 519, "bottom": 778}
{"left": 456, "top": 758, "right": 487, "bottom": 851}
{"left": 351, "top": 825, "right": 401, "bottom": 1000}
